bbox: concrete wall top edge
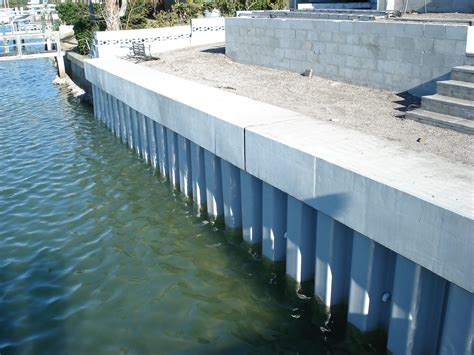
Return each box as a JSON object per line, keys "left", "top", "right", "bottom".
{"left": 246, "top": 119, "right": 473, "bottom": 218}
{"left": 85, "top": 57, "right": 473, "bottom": 292}
{"left": 225, "top": 16, "right": 470, "bottom": 29}
{"left": 85, "top": 58, "right": 297, "bottom": 128}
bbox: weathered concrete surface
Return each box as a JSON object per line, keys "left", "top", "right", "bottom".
{"left": 141, "top": 45, "right": 474, "bottom": 166}
{"left": 225, "top": 18, "right": 470, "bottom": 97}
{"left": 64, "top": 51, "right": 92, "bottom": 96}
{"left": 85, "top": 58, "right": 474, "bottom": 293}
{"left": 85, "top": 57, "right": 294, "bottom": 170}
{"left": 246, "top": 117, "right": 473, "bottom": 293}
{"left": 386, "top": 0, "right": 474, "bottom": 13}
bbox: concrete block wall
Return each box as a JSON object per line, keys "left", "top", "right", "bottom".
{"left": 225, "top": 18, "right": 471, "bottom": 96}
{"left": 84, "top": 58, "right": 473, "bottom": 353}
{"left": 93, "top": 18, "right": 225, "bottom": 59}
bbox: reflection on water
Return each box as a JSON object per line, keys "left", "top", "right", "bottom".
{"left": 0, "top": 59, "right": 372, "bottom": 354}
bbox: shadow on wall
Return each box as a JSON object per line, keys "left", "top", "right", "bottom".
{"left": 406, "top": 72, "right": 451, "bottom": 98}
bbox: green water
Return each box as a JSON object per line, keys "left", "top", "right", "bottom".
{"left": 0, "top": 59, "right": 374, "bottom": 354}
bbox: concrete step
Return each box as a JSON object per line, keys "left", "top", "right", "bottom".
{"left": 422, "top": 94, "right": 474, "bottom": 120}
{"left": 406, "top": 109, "right": 474, "bottom": 135}
{"left": 437, "top": 80, "right": 474, "bottom": 100}
{"left": 451, "top": 65, "right": 474, "bottom": 83}
{"left": 465, "top": 55, "right": 474, "bottom": 66}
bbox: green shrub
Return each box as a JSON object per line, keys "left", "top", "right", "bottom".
{"left": 73, "top": 17, "right": 98, "bottom": 55}
{"left": 171, "top": 1, "right": 203, "bottom": 24}
{"left": 56, "top": 1, "right": 89, "bottom": 25}
{"left": 152, "top": 11, "right": 180, "bottom": 27}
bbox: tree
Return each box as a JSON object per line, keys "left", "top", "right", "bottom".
{"left": 103, "top": 0, "right": 127, "bottom": 31}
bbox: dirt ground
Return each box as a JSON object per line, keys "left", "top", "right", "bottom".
{"left": 138, "top": 45, "right": 473, "bottom": 166}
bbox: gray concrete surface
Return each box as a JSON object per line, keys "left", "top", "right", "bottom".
{"left": 225, "top": 18, "right": 470, "bottom": 97}
{"left": 140, "top": 45, "right": 474, "bottom": 166}
{"left": 85, "top": 58, "right": 474, "bottom": 293}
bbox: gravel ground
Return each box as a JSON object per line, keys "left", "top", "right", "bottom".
{"left": 138, "top": 45, "right": 473, "bottom": 166}
{"left": 398, "top": 13, "right": 474, "bottom": 22}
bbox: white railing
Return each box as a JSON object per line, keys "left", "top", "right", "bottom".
{"left": 92, "top": 17, "right": 225, "bottom": 58}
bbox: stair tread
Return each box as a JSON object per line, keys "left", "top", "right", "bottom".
{"left": 438, "top": 80, "right": 474, "bottom": 89}
{"left": 452, "top": 65, "right": 474, "bottom": 73}
{"left": 408, "top": 109, "right": 474, "bottom": 126}
{"left": 423, "top": 94, "right": 474, "bottom": 107}
{"left": 406, "top": 109, "right": 474, "bottom": 134}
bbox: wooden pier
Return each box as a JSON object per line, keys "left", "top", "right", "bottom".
{"left": 0, "top": 31, "right": 65, "bottom": 77}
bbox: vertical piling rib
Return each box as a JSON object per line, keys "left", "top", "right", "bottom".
{"left": 138, "top": 114, "right": 149, "bottom": 162}
{"left": 167, "top": 129, "right": 179, "bottom": 188}
{"left": 286, "top": 196, "right": 316, "bottom": 283}
{"left": 177, "top": 135, "right": 192, "bottom": 197}
{"left": 439, "top": 283, "right": 473, "bottom": 354}
{"left": 387, "top": 255, "right": 447, "bottom": 354}
{"left": 262, "top": 183, "right": 287, "bottom": 262}
{"left": 119, "top": 101, "right": 127, "bottom": 144}
{"left": 147, "top": 117, "right": 157, "bottom": 168}
{"left": 190, "top": 142, "right": 206, "bottom": 210}
{"left": 204, "top": 149, "right": 223, "bottom": 221}
{"left": 240, "top": 171, "right": 262, "bottom": 245}
{"left": 220, "top": 160, "right": 242, "bottom": 231}
{"left": 154, "top": 122, "right": 168, "bottom": 178}
{"left": 348, "top": 232, "right": 395, "bottom": 332}
{"left": 125, "top": 105, "right": 134, "bottom": 150}
{"left": 131, "top": 109, "right": 141, "bottom": 156}
{"left": 314, "top": 211, "right": 353, "bottom": 307}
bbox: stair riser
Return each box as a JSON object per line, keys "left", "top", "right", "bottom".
{"left": 437, "top": 83, "right": 474, "bottom": 101}
{"left": 452, "top": 70, "right": 474, "bottom": 83}
{"left": 406, "top": 112, "right": 474, "bottom": 135}
{"left": 465, "top": 57, "right": 474, "bottom": 66}
{"left": 422, "top": 98, "right": 474, "bottom": 120}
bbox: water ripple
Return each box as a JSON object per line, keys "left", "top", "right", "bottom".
{"left": 0, "top": 59, "right": 373, "bottom": 354}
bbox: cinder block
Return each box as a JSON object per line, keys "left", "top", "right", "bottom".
{"left": 338, "top": 44, "right": 354, "bottom": 56}
{"left": 434, "top": 39, "right": 457, "bottom": 55}
{"left": 360, "top": 34, "right": 377, "bottom": 47}
{"left": 339, "top": 21, "right": 354, "bottom": 33}
{"left": 295, "top": 19, "right": 313, "bottom": 30}
{"left": 424, "top": 24, "right": 446, "bottom": 39}
{"left": 312, "top": 19, "right": 326, "bottom": 30}
{"left": 332, "top": 32, "right": 347, "bottom": 44}
{"left": 289, "top": 39, "right": 304, "bottom": 50}
{"left": 375, "top": 34, "right": 394, "bottom": 49}
{"left": 403, "top": 50, "right": 422, "bottom": 65}
{"left": 455, "top": 40, "right": 467, "bottom": 56}
{"left": 394, "top": 61, "right": 413, "bottom": 76}
{"left": 361, "top": 58, "right": 377, "bottom": 70}
{"left": 404, "top": 23, "right": 424, "bottom": 37}
{"left": 295, "top": 29, "right": 309, "bottom": 40}
{"left": 284, "top": 49, "right": 297, "bottom": 60}
{"left": 414, "top": 37, "right": 434, "bottom": 52}
{"left": 385, "top": 22, "right": 405, "bottom": 37}
{"left": 332, "top": 54, "right": 345, "bottom": 66}
{"left": 325, "top": 64, "right": 338, "bottom": 77}
{"left": 275, "top": 29, "right": 295, "bottom": 39}
{"left": 395, "top": 36, "right": 415, "bottom": 51}
{"left": 443, "top": 55, "right": 465, "bottom": 68}
{"left": 338, "top": 66, "right": 353, "bottom": 80}
{"left": 319, "top": 31, "right": 332, "bottom": 42}
{"left": 323, "top": 20, "right": 340, "bottom": 32}
{"left": 347, "top": 34, "right": 360, "bottom": 45}
{"left": 325, "top": 42, "right": 338, "bottom": 53}
{"left": 445, "top": 25, "right": 468, "bottom": 41}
